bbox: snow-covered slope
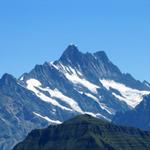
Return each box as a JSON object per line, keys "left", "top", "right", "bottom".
{"left": 0, "top": 45, "right": 150, "bottom": 150}
{"left": 100, "top": 79, "right": 150, "bottom": 107}
{"left": 26, "top": 78, "right": 82, "bottom": 113}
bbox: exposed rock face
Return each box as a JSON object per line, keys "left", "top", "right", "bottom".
{"left": 113, "top": 94, "right": 150, "bottom": 131}
{"left": 0, "top": 45, "right": 150, "bottom": 149}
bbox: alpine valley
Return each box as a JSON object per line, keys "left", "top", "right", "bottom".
{"left": 0, "top": 45, "right": 150, "bottom": 150}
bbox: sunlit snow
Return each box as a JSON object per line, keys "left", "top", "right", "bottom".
{"left": 100, "top": 79, "right": 150, "bottom": 107}
{"left": 20, "top": 76, "right": 24, "bottom": 81}
{"left": 39, "top": 87, "right": 83, "bottom": 113}
{"left": 26, "top": 79, "right": 83, "bottom": 113}
{"left": 53, "top": 63, "right": 99, "bottom": 94}
{"left": 84, "top": 93, "right": 114, "bottom": 114}
{"left": 26, "top": 79, "right": 72, "bottom": 111}
{"left": 33, "top": 112, "right": 62, "bottom": 124}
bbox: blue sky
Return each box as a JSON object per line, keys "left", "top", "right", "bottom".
{"left": 0, "top": 0, "right": 150, "bottom": 82}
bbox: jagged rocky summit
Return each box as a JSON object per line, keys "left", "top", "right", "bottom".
{"left": 0, "top": 45, "right": 150, "bottom": 150}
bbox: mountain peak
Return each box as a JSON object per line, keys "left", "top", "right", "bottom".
{"left": 64, "top": 114, "right": 107, "bottom": 126}
{"left": 59, "top": 45, "right": 110, "bottom": 65}
{"left": 94, "top": 51, "right": 109, "bottom": 62}
{"left": 61, "top": 44, "right": 80, "bottom": 55}
{"left": 1, "top": 73, "right": 15, "bottom": 81}
{"left": 59, "top": 44, "right": 82, "bottom": 64}
{"left": 0, "top": 73, "right": 16, "bottom": 86}
{"left": 67, "top": 44, "right": 78, "bottom": 50}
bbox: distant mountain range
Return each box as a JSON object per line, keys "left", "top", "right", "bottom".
{"left": 0, "top": 45, "right": 150, "bottom": 150}
{"left": 13, "top": 114, "right": 150, "bottom": 150}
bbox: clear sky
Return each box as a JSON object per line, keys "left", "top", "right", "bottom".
{"left": 0, "top": 0, "right": 150, "bottom": 82}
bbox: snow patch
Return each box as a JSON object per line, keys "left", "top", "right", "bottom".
{"left": 100, "top": 79, "right": 150, "bottom": 107}
{"left": 26, "top": 79, "right": 83, "bottom": 113}
{"left": 84, "top": 93, "right": 99, "bottom": 102}
{"left": 40, "top": 87, "right": 83, "bottom": 113}
{"left": 20, "top": 76, "right": 24, "bottom": 81}
{"left": 145, "top": 82, "right": 150, "bottom": 88}
{"left": 52, "top": 63, "right": 99, "bottom": 94}
{"left": 33, "top": 112, "right": 62, "bottom": 124}
{"left": 83, "top": 92, "right": 114, "bottom": 114}
{"left": 84, "top": 112, "right": 110, "bottom": 121}
{"left": 99, "top": 103, "right": 115, "bottom": 115}
{"left": 26, "top": 79, "right": 72, "bottom": 111}
{"left": 64, "top": 67, "right": 99, "bottom": 93}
